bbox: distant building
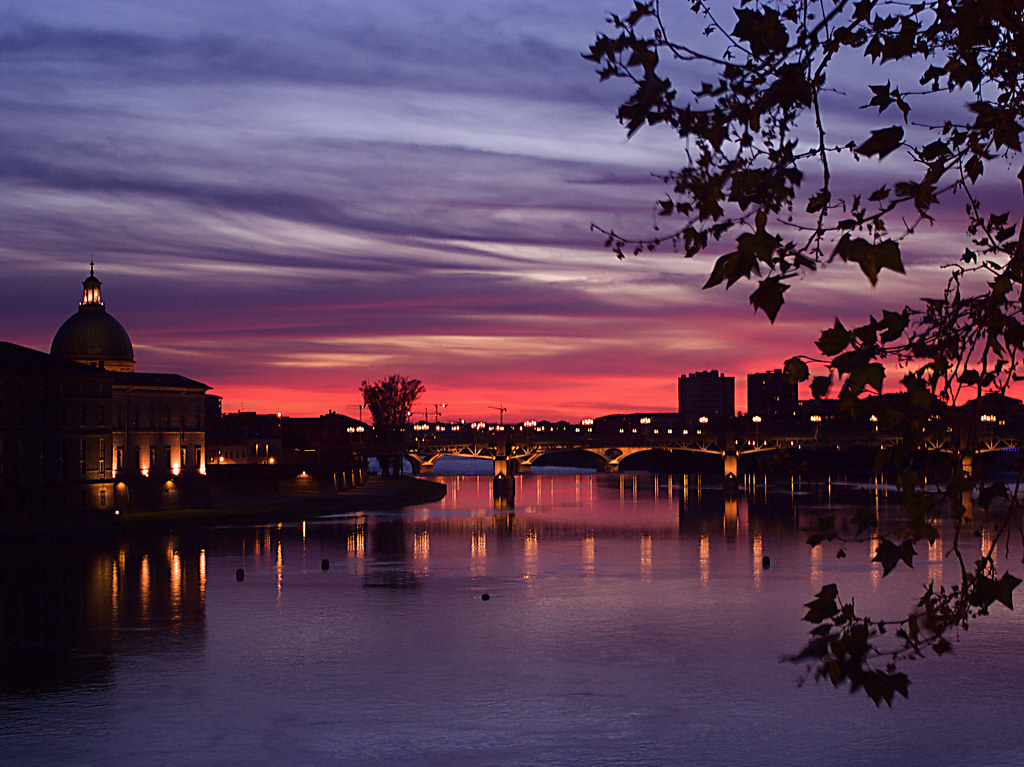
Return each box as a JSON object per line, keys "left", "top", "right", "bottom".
{"left": 960, "top": 392, "right": 1024, "bottom": 427}
{"left": 678, "top": 370, "right": 735, "bottom": 425}
{"left": 205, "top": 409, "right": 366, "bottom": 493}
{"left": 207, "top": 411, "right": 284, "bottom": 466}
{"left": 0, "top": 265, "right": 209, "bottom": 529}
{"left": 592, "top": 412, "right": 678, "bottom": 437}
{"left": 747, "top": 369, "right": 798, "bottom": 420}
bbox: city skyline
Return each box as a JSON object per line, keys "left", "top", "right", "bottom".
{"left": 0, "top": 1, "right": 991, "bottom": 422}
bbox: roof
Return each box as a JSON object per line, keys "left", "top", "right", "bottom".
{"left": 112, "top": 371, "right": 210, "bottom": 392}
{"left": 50, "top": 306, "right": 134, "bottom": 364}
{"left": 0, "top": 341, "right": 113, "bottom": 378}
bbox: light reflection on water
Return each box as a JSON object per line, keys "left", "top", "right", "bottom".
{"left": 1, "top": 473, "right": 1024, "bottom": 766}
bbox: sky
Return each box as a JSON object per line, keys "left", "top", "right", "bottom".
{"left": 1, "top": 0, "right": 1015, "bottom": 422}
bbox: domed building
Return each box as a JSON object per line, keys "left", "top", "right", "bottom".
{"left": 1, "top": 265, "right": 210, "bottom": 528}
{"left": 50, "top": 262, "right": 135, "bottom": 372}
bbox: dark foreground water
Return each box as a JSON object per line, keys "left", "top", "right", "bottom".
{"left": 2, "top": 472, "right": 1023, "bottom": 766}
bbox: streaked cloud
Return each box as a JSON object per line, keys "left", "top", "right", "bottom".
{"left": 1, "top": 0, "right": 1003, "bottom": 421}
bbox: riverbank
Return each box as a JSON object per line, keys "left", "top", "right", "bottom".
{"left": 114, "top": 475, "right": 447, "bottom": 530}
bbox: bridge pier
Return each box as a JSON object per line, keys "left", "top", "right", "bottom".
{"left": 493, "top": 448, "right": 515, "bottom": 504}
{"left": 960, "top": 454, "right": 974, "bottom": 522}
{"left": 723, "top": 450, "right": 739, "bottom": 495}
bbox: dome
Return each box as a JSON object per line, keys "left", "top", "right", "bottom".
{"left": 50, "top": 264, "right": 135, "bottom": 372}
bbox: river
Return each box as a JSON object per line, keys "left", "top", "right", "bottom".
{"left": 1, "top": 470, "right": 1022, "bottom": 766}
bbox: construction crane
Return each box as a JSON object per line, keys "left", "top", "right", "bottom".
{"left": 488, "top": 404, "right": 507, "bottom": 425}
{"left": 433, "top": 403, "right": 447, "bottom": 422}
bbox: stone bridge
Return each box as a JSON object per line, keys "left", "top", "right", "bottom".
{"left": 400, "top": 429, "right": 1023, "bottom": 481}
{"left": 404, "top": 433, "right": 815, "bottom": 479}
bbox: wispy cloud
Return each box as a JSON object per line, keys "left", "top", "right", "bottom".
{"left": 1, "top": 0, "right": 997, "bottom": 420}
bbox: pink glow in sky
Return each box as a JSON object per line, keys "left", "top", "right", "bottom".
{"left": 1, "top": 1, "right": 1017, "bottom": 421}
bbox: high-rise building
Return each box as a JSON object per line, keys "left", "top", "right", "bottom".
{"left": 747, "top": 369, "right": 798, "bottom": 420}
{"left": 678, "top": 370, "right": 735, "bottom": 424}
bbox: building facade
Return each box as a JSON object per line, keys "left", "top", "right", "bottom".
{"left": 0, "top": 343, "right": 116, "bottom": 528}
{"left": 747, "top": 369, "right": 798, "bottom": 421}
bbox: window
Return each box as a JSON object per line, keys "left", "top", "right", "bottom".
{"left": 99, "top": 489, "right": 106, "bottom": 507}
{"left": 116, "top": 447, "right": 123, "bottom": 474}
{"left": 149, "top": 447, "right": 156, "bottom": 471}
{"left": 98, "top": 439, "right": 105, "bottom": 476}
{"left": 80, "top": 439, "right": 87, "bottom": 477}
{"left": 180, "top": 447, "right": 187, "bottom": 469}
{"left": 134, "top": 446, "right": 140, "bottom": 470}
{"left": 165, "top": 446, "right": 171, "bottom": 470}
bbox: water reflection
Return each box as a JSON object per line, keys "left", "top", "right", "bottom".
{"left": 0, "top": 474, "right": 955, "bottom": 701}
{"left": 5, "top": 473, "right": 1018, "bottom": 767}
{"left": 0, "top": 538, "right": 206, "bottom": 695}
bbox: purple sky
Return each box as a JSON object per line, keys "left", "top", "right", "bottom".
{"left": 1, "top": 1, "right": 1012, "bottom": 421}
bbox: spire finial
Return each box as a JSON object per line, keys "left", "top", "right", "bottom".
{"left": 90, "top": 260, "right": 95, "bottom": 276}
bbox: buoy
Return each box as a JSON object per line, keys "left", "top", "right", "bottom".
{"left": 762, "top": 556, "right": 771, "bottom": 569}
{"left": 236, "top": 568, "right": 245, "bottom": 582}
{"left": 321, "top": 559, "right": 330, "bottom": 571}
{"left": 481, "top": 593, "right": 490, "bottom": 601}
